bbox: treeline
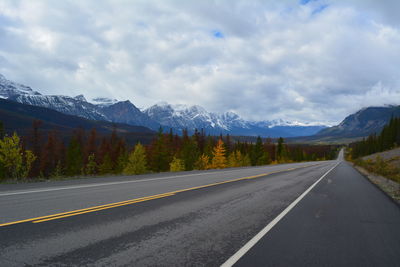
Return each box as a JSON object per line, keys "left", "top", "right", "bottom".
{"left": 349, "top": 116, "right": 400, "bottom": 159}
{"left": 0, "top": 121, "right": 338, "bottom": 181}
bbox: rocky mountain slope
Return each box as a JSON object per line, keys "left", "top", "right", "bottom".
{"left": 316, "top": 105, "right": 400, "bottom": 138}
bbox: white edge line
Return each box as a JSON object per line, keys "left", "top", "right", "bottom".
{"left": 221, "top": 161, "right": 341, "bottom": 267}
{"left": 0, "top": 162, "right": 324, "bottom": 197}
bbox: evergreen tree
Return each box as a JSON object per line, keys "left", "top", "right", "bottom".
{"left": 52, "top": 160, "right": 64, "bottom": 178}
{"left": 241, "top": 153, "right": 251, "bottom": 167}
{"left": 251, "top": 136, "right": 264, "bottom": 166}
{"left": 66, "top": 137, "right": 83, "bottom": 176}
{"left": 276, "top": 137, "right": 288, "bottom": 162}
{"left": 99, "top": 153, "right": 113, "bottom": 174}
{"left": 258, "top": 151, "right": 271, "bottom": 165}
{"left": 149, "top": 131, "right": 170, "bottom": 172}
{"left": 170, "top": 156, "right": 185, "bottom": 172}
{"left": 211, "top": 139, "right": 227, "bottom": 169}
{"left": 123, "top": 143, "right": 148, "bottom": 175}
{"left": 85, "top": 153, "right": 97, "bottom": 175}
{"left": 181, "top": 135, "right": 199, "bottom": 171}
{"left": 29, "top": 120, "right": 42, "bottom": 177}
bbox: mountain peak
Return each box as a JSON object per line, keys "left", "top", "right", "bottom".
{"left": 0, "top": 73, "right": 42, "bottom": 98}
{"left": 74, "top": 94, "right": 87, "bottom": 102}
{"left": 91, "top": 97, "right": 118, "bottom": 107}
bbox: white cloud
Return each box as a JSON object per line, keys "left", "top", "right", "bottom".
{"left": 0, "top": 0, "right": 399, "bottom": 124}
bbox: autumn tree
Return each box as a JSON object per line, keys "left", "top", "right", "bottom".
{"left": 211, "top": 139, "right": 227, "bottom": 169}
{"left": 123, "top": 143, "right": 148, "bottom": 175}
{"left": 195, "top": 154, "right": 210, "bottom": 170}
{"left": 170, "top": 156, "right": 185, "bottom": 172}
{"left": 228, "top": 150, "right": 242, "bottom": 167}
{"left": 0, "top": 133, "right": 35, "bottom": 179}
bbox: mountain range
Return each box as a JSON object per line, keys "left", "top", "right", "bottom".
{"left": 0, "top": 98, "right": 156, "bottom": 144}
{"left": 0, "top": 73, "right": 326, "bottom": 137}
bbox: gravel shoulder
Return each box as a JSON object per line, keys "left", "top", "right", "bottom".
{"left": 353, "top": 164, "right": 400, "bottom": 204}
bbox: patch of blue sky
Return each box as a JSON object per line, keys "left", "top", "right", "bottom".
{"left": 300, "top": 0, "right": 312, "bottom": 5}
{"left": 212, "top": 30, "right": 224, "bottom": 39}
{"left": 312, "top": 4, "right": 329, "bottom": 15}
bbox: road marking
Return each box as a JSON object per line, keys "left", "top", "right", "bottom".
{"left": 221, "top": 161, "right": 341, "bottom": 267}
{"left": 32, "top": 193, "right": 176, "bottom": 223}
{"left": 0, "top": 163, "right": 325, "bottom": 226}
{"left": 0, "top": 164, "right": 320, "bottom": 197}
{"left": 0, "top": 193, "right": 175, "bottom": 227}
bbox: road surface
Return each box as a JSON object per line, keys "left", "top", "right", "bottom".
{"left": 0, "top": 150, "right": 399, "bottom": 266}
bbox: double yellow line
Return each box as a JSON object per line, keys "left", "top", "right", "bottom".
{"left": 0, "top": 164, "right": 320, "bottom": 227}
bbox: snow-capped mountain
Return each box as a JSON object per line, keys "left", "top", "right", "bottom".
{"left": 0, "top": 74, "right": 327, "bottom": 137}
{"left": 144, "top": 102, "right": 230, "bottom": 133}
{"left": 90, "top": 97, "right": 118, "bottom": 107}
{"left": 0, "top": 74, "right": 159, "bottom": 129}
{"left": 144, "top": 102, "right": 327, "bottom": 136}
{"left": 0, "top": 74, "right": 41, "bottom": 98}
{"left": 10, "top": 94, "right": 107, "bottom": 121}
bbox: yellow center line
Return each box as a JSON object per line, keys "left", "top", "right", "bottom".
{"left": 32, "top": 193, "right": 175, "bottom": 223}
{"left": 0, "top": 192, "right": 175, "bottom": 227}
{"left": 0, "top": 163, "right": 323, "bottom": 226}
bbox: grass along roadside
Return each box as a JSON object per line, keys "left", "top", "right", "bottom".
{"left": 351, "top": 153, "right": 400, "bottom": 204}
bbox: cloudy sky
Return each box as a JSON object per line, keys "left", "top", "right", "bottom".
{"left": 0, "top": 0, "right": 399, "bottom": 125}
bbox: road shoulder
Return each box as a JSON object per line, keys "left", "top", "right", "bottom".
{"left": 353, "top": 164, "right": 400, "bottom": 205}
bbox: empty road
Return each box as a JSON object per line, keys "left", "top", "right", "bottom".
{"left": 0, "top": 150, "right": 399, "bottom": 266}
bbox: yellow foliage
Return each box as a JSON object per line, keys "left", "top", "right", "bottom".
{"left": 211, "top": 139, "right": 227, "bottom": 169}
{"left": 170, "top": 157, "right": 185, "bottom": 172}
{"left": 195, "top": 154, "right": 210, "bottom": 170}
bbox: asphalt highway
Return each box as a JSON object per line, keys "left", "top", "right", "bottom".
{"left": 0, "top": 150, "right": 398, "bottom": 266}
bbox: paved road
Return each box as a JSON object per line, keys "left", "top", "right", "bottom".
{"left": 231, "top": 156, "right": 400, "bottom": 266}
{"left": 0, "top": 151, "right": 398, "bottom": 266}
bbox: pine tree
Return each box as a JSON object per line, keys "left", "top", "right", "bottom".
{"left": 258, "top": 151, "right": 271, "bottom": 165}
{"left": 251, "top": 136, "right": 264, "bottom": 166}
{"left": 181, "top": 135, "right": 199, "bottom": 171}
{"left": 40, "top": 132, "right": 59, "bottom": 177}
{"left": 123, "top": 143, "right": 147, "bottom": 175}
{"left": 276, "top": 137, "right": 288, "bottom": 162}
{"left": 241, "top": 154, "right": 251, "bottom": 167}
{"left": 211, "top": 139, "right": 227, "bottom": 169}
{"left": 66, "top": 137, "right": 83, "bottom": 176}
{"left": 85, "top": 153, "right": 97, "bottom": 175}
{"left": 30, "top": 120, "right": 42, "bottom": 177}
{"left": 51, "top": 160, "right": 63, "bottom": 178}
{"left": 170, "top": 156, "right": 185, "bottom": 172}
{"left": 149, "top": 131, "right": 170, "bottom": 172}
{"left": 99, "top": 153, "right": 113, "bottom": 175}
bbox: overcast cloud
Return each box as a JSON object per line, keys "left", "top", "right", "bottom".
{"left": 0, "top": 0, "right": 399, "bottom": 124}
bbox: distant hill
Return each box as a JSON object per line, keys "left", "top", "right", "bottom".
{"left": 0, "top": 98, "right": 156, "bottom": 144}
{"left": 316, "top": 105, "right": 400, "bottom": 137}
{"left": 288, "top": 105, "right": 400, "bottom": 144}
